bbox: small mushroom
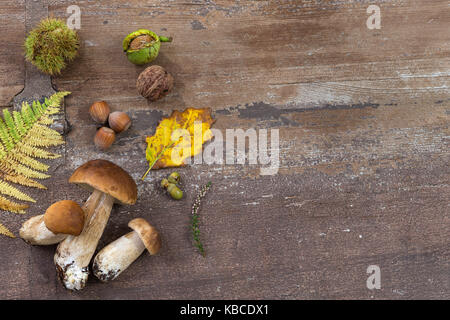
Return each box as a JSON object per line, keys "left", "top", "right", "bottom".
{"left": 20, "top": 200, "right": 84, "bottom": 245}
{"left": 54, "top": 159, "right": 137, "bottom": 290}
{"left": 92, "top": 218, "right": 161, "bottom": 282}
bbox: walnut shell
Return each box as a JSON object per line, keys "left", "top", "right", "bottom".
{"left": 136, "top": 65, "right": 174, "bottom": 101}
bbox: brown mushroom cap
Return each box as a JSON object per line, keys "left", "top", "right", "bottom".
{"left": 69, "top": 159, "right": 137, "bottom": 205}
{"left": 44, "top": 200, "right": 85, "bottom": 236}
{"left": 128, "top": 218, "right": 161, "bottom": 255}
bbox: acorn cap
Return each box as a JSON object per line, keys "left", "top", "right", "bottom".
{"left": 128, "top": 218, "right": 161, "bottom": 255}
{"left": 44, "top": 200, "right": 85, "bottom": 236}
{"left": 69, "top": 159, "right": 137, "bottom": 205}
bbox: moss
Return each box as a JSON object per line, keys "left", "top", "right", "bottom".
{"left": 25, "top": 18, "right": 79, "bottom": 75}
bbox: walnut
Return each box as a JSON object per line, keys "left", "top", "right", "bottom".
{"left": 136, "top": 65, "right": 174, "bottom": 101}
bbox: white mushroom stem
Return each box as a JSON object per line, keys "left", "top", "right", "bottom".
{"left": 54, "top": 189, "right": 114, "bottom": 290}
{"left": 20, "top": 215, "right": 67, "bottom": 245}
{"left": 93, "top": 231, "right": 145, "bottom": 282}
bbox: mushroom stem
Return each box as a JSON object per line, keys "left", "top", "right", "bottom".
{"left": 54, "top": 189, "right": 114, "bottom": 290}
{"left": 92, "top": 231, "right": 145, "bottom": 281}
{"left": 20, "top": 215, "right": 67, "bottom": 245}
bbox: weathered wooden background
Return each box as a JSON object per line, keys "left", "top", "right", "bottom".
{"left": 0, "top": 0, "right": 448, "bottom": 299}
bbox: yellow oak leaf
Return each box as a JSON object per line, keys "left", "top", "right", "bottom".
{"left": 143, "top": 108, "right": 215, "bottom": 179}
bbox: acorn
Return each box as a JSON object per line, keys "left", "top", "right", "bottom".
{"left": 89, "top": 101, "right": 110, "bottom": 124}
{"left": 161, "top": 174, "right": 183, "bottom": 200}
{"left": 123, "top": 29, "right": 172, "bottom": 65}
{"left": 25, "top": 18, "right": 79, "bottom": 75}
{"left": 108, "top": 111, "right": 131, "bottom": 133}
{"left": 167, "top": 183, "right": 183, "bottom": 200}
{"left": 161, "top": 178, "right": 170, "bottom": 189}
{"left": 94, "top": 127, "right": 116, "bottom": 150}
{"left": 168, "top": 172, "right": 180, "bottom": 184}
{"left": 137, "top": 65, "right": 174, "bottom": 101}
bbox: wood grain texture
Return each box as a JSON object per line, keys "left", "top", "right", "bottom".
{"left": 0, "top": 0, "right": 448, "bottom": 299}
{"left": 0, "top": 0, "right": 25, "bottom": 106}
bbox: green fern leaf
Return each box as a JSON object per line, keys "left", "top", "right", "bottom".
{"left": 13, "top": 111, "right": 27, "bottom": 137}
{"left": 3, "top": 109, "right": 21, "bottom": 143}
{"left": 0, "top": 118, "right": 14, "bottom": 151}
{"left": 0, "top": 91, "right": 70, "bottom": 238}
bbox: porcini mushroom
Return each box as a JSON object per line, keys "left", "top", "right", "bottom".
{"left": 92, "top": 218, "right": 161, "bottom": 282}
{"left": 20, "top": 200, "right": 84, "bottom": 245}
{"left": 54, "top": 159, "right": 137, "bottom": 290}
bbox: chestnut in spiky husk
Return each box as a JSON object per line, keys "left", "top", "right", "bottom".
{"left": 24, "top": 18, "right": 79, "bottom": 75}
{"left": 123, "top": 29, "right": 172, "bottom": 65}
{"left": 137, "top": 65, "right": 174, "bottom": 101}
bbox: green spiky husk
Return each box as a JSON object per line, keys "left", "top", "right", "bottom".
{"left": 25, "top": 18, "right": 79, "bottom": 75}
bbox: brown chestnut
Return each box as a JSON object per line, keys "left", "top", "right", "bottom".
{"left": 108, "top": 111, "right": 131, "bottom": 133}
{"left": 89, "top": 101, "right": 110, "bottom": 124}
{"left": 94, "top": 127, "right": 115, "bottom": 150}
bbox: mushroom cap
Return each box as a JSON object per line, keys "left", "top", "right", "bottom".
{"left": 69, "top": 159, "right": 137, "bottom": 205}
{"left": 128, "top": 218, "right": 161, "bottom": 255}
{"left": 44, "top": 200, "right": 85, "bottom": 236}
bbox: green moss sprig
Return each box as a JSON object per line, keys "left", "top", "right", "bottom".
{"left": 25, "top": 18, "right": 79, "bottom": 75}
{"left": 191, "top": 181, "right": 212, "bottom": 257}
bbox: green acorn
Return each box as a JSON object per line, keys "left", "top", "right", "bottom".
{"left": 123, "top": 29, "right": 172, "bottom": 65}
{"left": 168, "top": 171, "right": 180, "bottom": 184}
{"left": 161, "top": 176, "right": 183, "bottom": 200}
{"left": 24, "top": 18, "right": 79, "bottom": 75}
{"left": 167, "top": 183, "right": 183, "bottom": 200}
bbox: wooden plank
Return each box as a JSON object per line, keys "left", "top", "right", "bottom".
{"left": 0, "top": 0, "right": 25, "bottom": 106}
{"left": 0, "top": 0, "right": 448, "bottom": 299}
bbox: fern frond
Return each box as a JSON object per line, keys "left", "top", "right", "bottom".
{"left": 0, "top": 91, "right": 69, "bottom": 237}
{"left": 32, "top": 124, "right": 62, "bottom": 139}
{"left": 0, "top": 118, "right": 14, "bottom": 151}
{"left": 2, "top": 173, "right": 46, "bottom": 189}
{"left": 3, "top": 109, "right": 21, "bottom": 143}
{"left": 23, "top": 135, "right": 64, "bottom": 147}
{"left": 16, "top": 143, "right": 61, "bottom": 159}
{"left": 10, "top": 152, "right": 50, "bottom": 172}
{"left": 0, "top": 195, "right": 28, "bottom": 214}
{"left": 0, "top": 181, "right": 35, "bottom": 202}
{"left": 2, "top": 158, "right": 50, "bottom": 179}
{"left": 31, "top": 101, "right": 43, "bottom": 119}
{"left": 0, "top": 222, "right": 15, "bottom": 238}
{"left": 13, "top": 111, "right": 27, "bottom": 137}
{"left": 20, "top": 102, "right": 32, "bottom": 129}
{"left": 47, "top": 91, "right": 70, "bottom": 107}
{"left": 38, "top": 115, "right": 54, "bottom": 126}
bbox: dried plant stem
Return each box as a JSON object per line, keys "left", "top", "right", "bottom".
{"left": 191, "top": 181, "right": 212, "bottom": 257}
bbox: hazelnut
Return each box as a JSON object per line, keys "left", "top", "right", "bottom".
{"left": 108, "top": 111, "right": 131, "bottom": 133}
{"left": 136, "top": 65, "right": 174, "bottom": 101}
{"left": 94, "top": 127, "right": 116, "bottom": 150}
{"left": 89, "top": 101, "right": 110, "bottom": 124}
